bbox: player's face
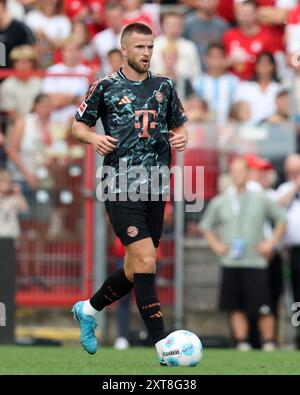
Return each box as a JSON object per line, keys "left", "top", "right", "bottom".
{"left": 122, "top": 32, "right": 154, "bottom": 74}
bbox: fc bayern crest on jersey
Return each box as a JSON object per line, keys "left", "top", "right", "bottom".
{"left": 127, "top": 226, "right": 138, "bottom": 238}
{"left": 77, "top": 101, "right": 87, "bottom": 116}
{"left": 155, "top": 91, "right": 164, "bottom": 103}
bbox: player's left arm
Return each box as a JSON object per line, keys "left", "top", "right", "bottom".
{"left": 169, "top": 124, "right": 188, "bottom": 152}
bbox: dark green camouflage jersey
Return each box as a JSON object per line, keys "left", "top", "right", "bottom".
{"left": 75, "top": 68, "right": 187, "bottom": 195}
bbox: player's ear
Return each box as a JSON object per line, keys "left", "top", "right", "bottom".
{"left": 120, "top": 43, "right": 127, "bottom": 58}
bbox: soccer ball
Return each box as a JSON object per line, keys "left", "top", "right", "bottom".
{"left": 162, "top": 330, "right": 203, "bottom": 367}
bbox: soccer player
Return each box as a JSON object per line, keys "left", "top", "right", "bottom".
{"left": 71, "top": 22, "right": 188, "bottom": 364}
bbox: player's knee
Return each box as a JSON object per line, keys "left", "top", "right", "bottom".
{"left": 135, "top": 254, "right": 156, "bottom": 274}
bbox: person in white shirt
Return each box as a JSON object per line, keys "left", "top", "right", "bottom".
{"left": 1, "top": 45, "right": 42, "bottom": 118}
{"left": 92, "top": 2, "right": 124, "bottom": 75}
{"left": 0, "top": 169, "right": 27, "bottom": 239}
{"left": 42, "top": 39, "right": 91, "bottom": 124}
{"left": 193, "top": 42, "right": 239, "bottom": 124}
{"left": 151, "top": 10, "right": 201, "bottom": 79}
{"left": 276, "top": 153, "right": 300, "bottom": 349}
{"left": 7, "top": 0, "right": 24, "bottom": 21}
{"left": 25, "top": 0, "right": 71, "bottom": 48}
{"left": 234, "top": 51, "right": 281, "bottom": 125}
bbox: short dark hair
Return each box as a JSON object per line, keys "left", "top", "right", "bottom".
{"left": 205, "top": 42, "right": 225, "bottom": 55}
{"left": 0, "top": 0, "right": 7, "bottom": 7}
{"left": 121, "top": 23, "right": 153, "bottom": 43}
{"left": 253, "top": 51, "right": 278, "bottom": 82}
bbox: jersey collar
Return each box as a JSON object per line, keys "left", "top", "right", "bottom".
{"left": 117, "top": 67, "right": 152, "bottom": 82}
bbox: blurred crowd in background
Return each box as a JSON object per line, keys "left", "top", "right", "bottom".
{"left": 0, "top": 0, "right": 300, "bottom": 350}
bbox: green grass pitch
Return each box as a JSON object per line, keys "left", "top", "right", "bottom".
{"left": 0, "top": 346, "right": 300, "bottom": 375}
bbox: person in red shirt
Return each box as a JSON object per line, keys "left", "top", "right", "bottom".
{"left": 257, "top": 0, "right": 295, "bottom": 53}
{"left": 64, "top": 0, "right": 106, "bottom": 38}
{"left": 121, "top": 0, "right": 158, "bottom": 35}
{"left": 285, "top": 2, "right": 300, "bottom": 58}
{"left": 223, "top": 0, "right": 274, "bottom": 80}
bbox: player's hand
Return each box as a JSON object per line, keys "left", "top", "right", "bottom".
{"left": 169, "top": 131, "right": 187, "bottom": 152}
{"left": 256, "top": 240, "right": 274, "bottom": 259}
{"left": 90, "top": 134, "right": 118, "bottom": 156}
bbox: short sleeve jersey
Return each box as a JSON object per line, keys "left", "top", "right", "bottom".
{"left": 75, "top": 68, "right": 187, "bottom": 193}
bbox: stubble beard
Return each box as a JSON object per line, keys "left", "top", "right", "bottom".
{"left": 128, "top": 57, "right": 149, "bottom": 74}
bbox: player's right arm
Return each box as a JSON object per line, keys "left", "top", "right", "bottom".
{"left": 72, "top": 78, "right": 118, "bottom": 156}
{"left": 72, "top": 121, "right": 118, "bottom": 156}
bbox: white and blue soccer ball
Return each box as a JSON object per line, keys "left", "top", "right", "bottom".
{"left": 162, "top": 330, "right": 203, "bottom": 367}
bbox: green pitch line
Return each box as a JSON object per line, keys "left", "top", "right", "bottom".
{"left": 0, "top": 346, "right": 299, "bottom": 375}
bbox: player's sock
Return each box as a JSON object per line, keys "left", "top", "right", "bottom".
{"left": 134, "top": 273, "right": 165, "bottom": 344}
{"left": 82, "top": 299, "right": 98, "bottom": 317}
{"left": 89, "top": 268, "right": 133, "bottom": 312}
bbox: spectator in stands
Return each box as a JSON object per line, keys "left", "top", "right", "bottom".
{"left": 121, "top": 0, "right": 158, "bottom": 34}
{"left": 69, "top": 20, "right": 100, "bottom": 71}
{"left": 92, "top": 2, "right": 124, "bottom": 75}
{"left": 218, "top": 100, "right": 252, "bottom": 150}
{"left": 182, "top": 0, "right": 236, "bottom": 24}
{"left": 223, "top": 0, "right": 274, "bottom": 80}
{"left": 25, "top": 0, "right": 72, "bottom": 68}
{"left": 106, "top": 48, "right": 123, "bottom": 74}
{"left": 6, "top": 93, "right": 52, "bottom": 196}
{"left": 182, "top": 0, "right": 229, "bottom": 68}
{"left": 201, "top": 157, "right": 286, "bottom": 351}
{"left": 282, "top": 0, "right": 300, "bottom": 57}
{"left": 64, "top": 0, "right": 106, "bottom": 39}
{"left": 0, "top": 0, "right": 35, "bottom": 68}
{"left": 234, "top": 52, "right": 281, "bottom": 125}
{"left": 0, "top": 169, "right": 27, "bottom": 240}
{"left": 42, "top": 39, "right": 91, "bottom": 124}
{"left": 183, "top": 95, "right": 213, "bottom": 122}
{"left": 229, "top": 100, "right": 252, "bottom": 124}
{"left": 151, "top": 10, "right": 201, "bottom": 79}
{"left": 6, "top": 93, "right": 54, "bottom": 290}
{"left": 0, "top": 45, "right": 42, "bottom": 119}
{"left": 276, "top": 153, "right": 300, "bottom": 349}
{"left": 7, "top": 0, "right": 25, "bottom": 21}
{"left": 285, "top": 45, "right": 300, "bottom": 135}
{"left": 193, "top": 42, "right": 239, "bottom": 124}
{"left": 266, "top": 89, "right": 290, "bottom": 124}
{"left": 257, "top": 0, "right": 296, "bottom": 80}
{"left": 157, "top": 42, "right": 194, "bottom": 96}
{"left": 97, "top": 47, "right": 123, "bottom": 77}
{"left": 25, "top": 0, "right": 71, "bottom": 48}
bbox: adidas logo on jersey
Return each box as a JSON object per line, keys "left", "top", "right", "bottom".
{"left": 118, "top": 96, "right": 132, "bottom": 105}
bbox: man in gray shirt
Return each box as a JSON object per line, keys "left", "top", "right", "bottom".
{"left": 182, "top": 0, "right": 229, "bottom": 68}
{"left": 201, "top": 158, "right": 286, "bottom": 351}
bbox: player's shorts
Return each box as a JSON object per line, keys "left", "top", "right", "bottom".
{"left": 104, "top": 195, "right": 166, "bottom": 248}
{"left": 220, "top": 267, "right": 273, "bottom": 318}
